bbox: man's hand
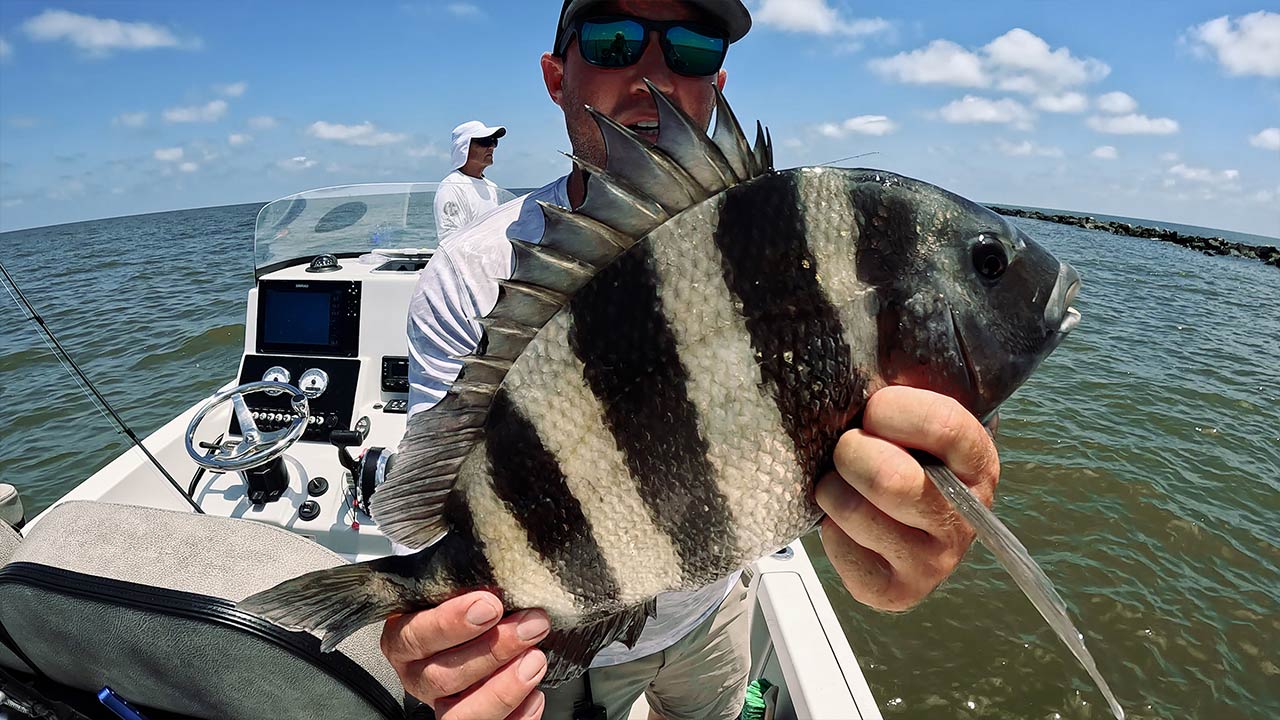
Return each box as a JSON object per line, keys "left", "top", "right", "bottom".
{"left": 815, "top": 386, "right": 1000, "bottom": 611}
{"left": 381, "top": 591, "right": 551, "bottom": 719}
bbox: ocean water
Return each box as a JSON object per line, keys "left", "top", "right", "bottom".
{"left": 1, "top": 205, "right": 1277, "bottom": 718}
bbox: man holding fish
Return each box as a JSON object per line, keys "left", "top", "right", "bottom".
{"left": 389, "top": 1, "right": 1000, "bottom": 718}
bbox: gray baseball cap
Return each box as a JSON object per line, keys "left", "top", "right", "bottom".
{"left": 553, "top": 0, "right": 752, "bottom": 54}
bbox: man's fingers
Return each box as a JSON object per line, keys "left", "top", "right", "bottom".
{"left": 815, "top": 471, "right": 939, "bottom": 569}
{"left": 863, "top": 386, "right": 999, "bottom": 491}
{"left": 433, "top": 649, "right": 548, "bottom": 720}
{"left": 411, "top": 610, "right": 551, "bottom": 700}
{"left": 380, "top": 592, "right": 503, "bottom": 667}
{"left": 829, "top": 429, "right": 956, "bottom": 533}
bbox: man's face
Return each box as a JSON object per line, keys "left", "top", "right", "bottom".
{"left": 467, "top": 136, "right": 497, "bottom": 169}
{"left": 544, "top": 0, "right": 728, "bottom": 168}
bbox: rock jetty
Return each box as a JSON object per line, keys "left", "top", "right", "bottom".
{"left": 988, "top": 206, "right": 1279, "bottom": 269}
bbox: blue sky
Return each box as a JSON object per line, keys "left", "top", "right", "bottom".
{"left": 1, "top": 1, "right": 1277, "bottom": 237}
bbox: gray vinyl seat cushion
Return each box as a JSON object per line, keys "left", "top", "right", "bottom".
{"left": 0, "top": 501, "right": 406, "bottom": 719}
{"left": 0, "top": 522, "right": 18, "bottom": 562}
{"left": 0, "top": 521, "right": 26, "bottom": 673}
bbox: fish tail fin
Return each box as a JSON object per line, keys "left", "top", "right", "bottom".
{"left": 240, "top": 548, "right": 438, "bottom": 653}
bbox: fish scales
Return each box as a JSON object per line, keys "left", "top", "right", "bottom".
{"left": 484, "top": 392, "right": 622, "bottom": 615}
{"left": 568, "top": 240, "right": 741, "bottom": 586}
{"left": 644, "top": 192, "right": 829, "bottom": 565}
{"left": 240, "top": 87, "right": 1120, "bottom": 715}
{"left": 500, "top": 303, "right": 684, "bottom": 610}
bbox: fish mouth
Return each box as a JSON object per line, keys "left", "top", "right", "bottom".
{"left": 950, "top": 306, "right": 981, "bottom": 401}
{"left": 1045, "top": 263, "right": 1082, "bottom": 335}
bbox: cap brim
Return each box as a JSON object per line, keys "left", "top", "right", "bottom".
{"left": 556, "top": 0, "right": 751, "bottom": 52}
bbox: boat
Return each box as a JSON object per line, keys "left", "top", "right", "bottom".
{"left": 0, "top": 183, "right": 884, "bottom": 720}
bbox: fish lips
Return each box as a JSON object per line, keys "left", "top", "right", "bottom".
{"left": 1045, "top": 262, "right": 1083, "bottom": 336}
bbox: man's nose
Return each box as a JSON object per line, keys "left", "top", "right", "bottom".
{"left": 631, "top": 31, "right": 675, "bottom": 96}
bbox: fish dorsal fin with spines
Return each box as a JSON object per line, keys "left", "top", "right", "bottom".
{"left": 372, "top": 84, "right": 773, "bottom": 549}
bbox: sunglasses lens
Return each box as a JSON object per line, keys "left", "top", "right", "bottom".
{"left": 578, "top": 19, "right": 645, "bottom": 67}
{"left": 665, "top": 26, "right": 726, "bottom": 76}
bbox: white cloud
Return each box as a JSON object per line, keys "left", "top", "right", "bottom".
{"left": 277, "top": 156, "right": 318, "bottom": 171}
{"left": 6, "top": 116, "right": 40, "bottom": 129}
{"left": 996, "top": 138, "right": 1063, "bottom": 158}
{"left": 984, "top": 28, "right": 1110, "bottom": 94}
{"left": 113, "top": 111, "right": 148, "bottom": 128}
{"left": 818, "top": 115, "right": 898, "bottom": 138}
{"left": 1095, "top": 91, "right": 1138, "bottom": 114}
{"left": 21, "top": 9, "right": 192, "bottom": 55}
{"left": 1250, "top": 188, "right": 1277, "bottom": 204}
{"left": 1160, "top": 151, "right": 1180, "bottom": 162}
{"left": 228, "top": 133, "right": 252, "bottom": 146}
{"left": 153, "top": 147, "right": 183, "bottom": 162}
{"left": 1090, "top": 145, "right": 1118, "bottom": 159}
{"left": 307, "top": 120, "right": 407, "bottom": 146}
{"left": 870, "top": 28, "right": 1107, "bottom": 95}
{"left": 407, "top": 144, "right": 446, "bottom": 158}
{"left": 0, "top": 38, "right": 12, "bottom": 61}
{"left": 756, "top": 0, "right": 890, "bottom": 38}
{"left": 1167, "top": 163, "right": 1239, "bottom": 184}
{"left": 1250, "top": 127, "right": 1280, "bottom": 151}
{"left": 178, "top": 161, "right": 199, "bottom": 173}
{"left": 1086, "top": 113, "right": 1179, "bottom": 135}
{"left": 1186, "top": 11, "right": 1280, "bottom": 77}
{"left": 869, "top": 40, "right": 987, "bottom": 87}
{"left": 939, "top": 96, "right": 1035, "bottom": 129}
{"left": 1034, "top": 92, "right": 1088, "bottom": 113}
{"left": 216, "top": 81, "right": 247, "bottom": 97}
{"left": 446, "top": 3, "right": 482, "bottom": 18}
{"left": 164, "top": 99, "right": 228, "bottom": 123}
{"left": 248, "top": 115, "right": 278, "bottom": 130}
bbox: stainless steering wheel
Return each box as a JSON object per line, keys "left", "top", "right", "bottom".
{"left": 185, "top": 381, "right": 310, "bottom": 472}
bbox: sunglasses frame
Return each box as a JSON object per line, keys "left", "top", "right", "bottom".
{"left": 559, "top": 14, "right": 729, "bottom": 78}
{"left": 471, "top": 135, "right": 500, "bottom": 148}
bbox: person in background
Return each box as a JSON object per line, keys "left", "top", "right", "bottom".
{"left": 434, "top": 120, "right": 507, "bottom": 242}
{"left": 393, "top": 2, "right": 1002, "bottom": 719}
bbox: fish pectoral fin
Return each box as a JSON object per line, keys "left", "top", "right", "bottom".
{"left": 540, "top": 598, "right": 657, "bottom": 688}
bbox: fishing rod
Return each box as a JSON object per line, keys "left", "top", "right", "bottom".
{"left": 0, "top": 261, "right": 204, "bottom": 514}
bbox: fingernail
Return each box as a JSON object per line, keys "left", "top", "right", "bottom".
{"left": 466, "top": 598, "right": 500, "bottom": 626}
{"left": 516, "top": 611, "right": 551, "bottom": 641}
{"left": 518, "top": 649, "right": 547, "bottom": 682}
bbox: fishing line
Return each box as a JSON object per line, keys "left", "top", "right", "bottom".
{"left": 818, "top": 151, "right": 880, "bottom": 167}
{"left": 0, "top": 261, "right": 204, "bottom": 514}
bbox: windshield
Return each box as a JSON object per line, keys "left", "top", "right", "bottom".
{"left": 253, "top": 182, "right": 518, "bottom": 276}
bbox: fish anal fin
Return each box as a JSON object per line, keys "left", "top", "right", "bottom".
{"left": 540, "top": 598, "right": 657, "bottom": 688}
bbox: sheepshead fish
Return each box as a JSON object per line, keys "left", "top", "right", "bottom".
{"left": 242, "top": 85, "right": 1121, "bottom": 716}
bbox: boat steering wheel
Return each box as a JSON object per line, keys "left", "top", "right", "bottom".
{"left": 185, "top": 381, "right": 310, "bottom": 472}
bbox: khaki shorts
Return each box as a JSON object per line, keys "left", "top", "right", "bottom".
{"left": 542, "top": 580, "right": 753, "bottom": 720}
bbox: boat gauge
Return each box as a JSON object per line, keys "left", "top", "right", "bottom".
{"left": 262, "top": 366, "right": 291, "bottom": 395}
{"left": 299, "top": 368, "right": 330, "bottom": 398}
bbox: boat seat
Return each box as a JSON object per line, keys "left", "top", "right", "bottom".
{"left": 0, "top": 500, "right": 408, "bottom": 720}
{"left": 0, "top": 521, "right": 29, "bottom": 673}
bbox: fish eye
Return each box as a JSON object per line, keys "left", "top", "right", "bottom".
{"left": 972, "top": 235, "right": 1008, "bottom": 281}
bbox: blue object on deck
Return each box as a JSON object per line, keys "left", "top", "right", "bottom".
{"left": 98, "top": 686, "right": 151, "bottom": 720}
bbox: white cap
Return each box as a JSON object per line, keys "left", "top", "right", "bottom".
{"left": 450, "top": 120, "right": 507, "bottom": 170}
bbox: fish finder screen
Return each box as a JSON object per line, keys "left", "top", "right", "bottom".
{"left": 262, "top": 290, "right": 331, "bottom": 346}
{"left": 256, "top": 280, "right": 359, "bottom": 357}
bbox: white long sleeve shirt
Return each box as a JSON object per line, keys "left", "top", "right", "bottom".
{"left": 432, "top": 170, "right": 505, "bottom": 242}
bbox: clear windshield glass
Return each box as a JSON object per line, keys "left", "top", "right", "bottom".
{"left": 253, "top": 182, "right": 518, "bottom": 274}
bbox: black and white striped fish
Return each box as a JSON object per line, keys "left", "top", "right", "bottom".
{"left": 242, "top": 86, "right": 1121, "bottom": 714}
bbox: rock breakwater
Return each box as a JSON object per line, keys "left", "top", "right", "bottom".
{"left": 989, "top": 206, "right": 1279, "bottom": 269}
